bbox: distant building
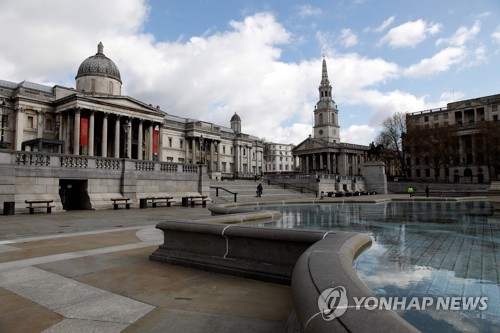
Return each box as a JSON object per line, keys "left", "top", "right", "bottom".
{"left": 0, "top": 42, "right": 264, "bottom": 179}
{"left": 292, "top": 56, "right": 368, "bottom": 176}
{"left": 405, "top": 94, "right": 500, "bottom": 183}
{"left": 263, "top": 142, "right": 296, "bottom": 173}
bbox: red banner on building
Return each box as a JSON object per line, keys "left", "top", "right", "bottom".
{"left": 80, "top": 118, "right": 88, "bottom": 147}
{"left": 153, "top": 129, "right": 159, "bottom": 153}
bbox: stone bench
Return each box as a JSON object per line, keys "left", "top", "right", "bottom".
{"left": 111, "top": 197, "right": 130, "bottom": 210}
{"left": 141, "top": 196, "right": 174, "bottom": 208}
{"left": 25, "top": 199, "right": 55, "bottom": 214}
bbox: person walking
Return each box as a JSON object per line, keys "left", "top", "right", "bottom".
{"left": 256, "top": 183, "right": 263, "bottom": 197}
{"left": 408, "top": 186, "right": 414, "bottom": 197}
{"left": 425, "top": 186, "right": 429, "bottom": 197}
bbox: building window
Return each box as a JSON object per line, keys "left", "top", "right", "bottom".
{"left": 416, "top": 169, "right": 421, "bottom": 177}
{"left": 230, "top": 147, "right": 233, "bottom": 155}
{"left": 168, "top": 138, "right": 172, "bottom": 147}
{"left": 166, "top": 157, "right": 174, "bottom": 162}
{"left": 425, "top": 169, "right": 430, "bottom": 177}
{"left": 46, "top": 118, "right": 53, "bottom": 131}
{"left": 223, "top": 146, "right": 226, "bottom": 154}
{"left": 492, "top": 104, "right": 498, "bottom": 112}
{"left": 180, "top": 140, "right": 184, "bottom": 149}
{"left": 178, "top": 158, "right": 185, "bottom": 163}
{"left": 434, "top": 115, "right": 438, "bottom": 120}
{"left": 108, "top": 82, "right": 113, "bottom": 94}
{"left": 424, "top": 116, "right": 429, "bottom": 122}
{"left": 27, "top": 116, "right": 34, "bottom": 129}
{"left": 444, "top": 113, "right": 449, "bottom": 119}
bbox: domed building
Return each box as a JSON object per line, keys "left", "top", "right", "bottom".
{"left": 75, "top": 42, "right": 122, "bottom": 95}
{"left": 0, "top": 42, "right": 264, "bottom": 211}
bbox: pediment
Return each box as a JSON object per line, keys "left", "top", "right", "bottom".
{"left": 55, "top": 94, "right": 165, "bottom": 118}
{"left": 89, "top": 96, "right": 162, "bottom": 114}
{"left": 292, "top": 137, "right": 329, "bottom": 152}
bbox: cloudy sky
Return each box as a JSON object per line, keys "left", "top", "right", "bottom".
{"left": 1, "top": 0, "right": 499, "bottom": 145}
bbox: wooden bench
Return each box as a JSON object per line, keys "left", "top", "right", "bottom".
{"left": 111, "top": 197, "right": 130, "bottom": 210}
{"left": 25, "top": 199, "right": 55, "bottom": 214}
{"left": 143, "top": 196, "right": 174, "bottom": 208}
{"left": 182, "top": 196, "right": 208, "bottom": 207}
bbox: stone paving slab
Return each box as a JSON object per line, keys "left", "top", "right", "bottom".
{"left": 123, "top": 308, "right": 286, "bottom": 333}
{"left": 41, "top": 319, "right": 128, "bottom": 333}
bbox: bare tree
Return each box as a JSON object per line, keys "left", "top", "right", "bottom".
{"left": 375, "top": 112, "right": 409, "bottom": 177}
{"left": 475, "top": 121, "right": 500, "bottom": 181}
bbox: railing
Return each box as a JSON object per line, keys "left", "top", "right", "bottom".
{"left": 210, "top": 186, "right": 238, "bottom": 202}
{"left": 7, "top": 151, "right": 200, "bottom": 174}
{"left": 266, "top": 178, "right": 318, "bottom": 197}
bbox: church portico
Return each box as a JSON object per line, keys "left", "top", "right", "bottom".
{"left": 55, "top": 105, "right": 163, "bottom": 160}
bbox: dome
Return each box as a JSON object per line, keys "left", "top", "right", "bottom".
{"left": 230, "top": 112, "right": 241, "bottom": 122}
{"left": 76, "top": 42, "right": 121, "bottom": 82}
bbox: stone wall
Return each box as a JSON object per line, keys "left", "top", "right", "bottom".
{"left": 0, "top": 150, "right": 209, "bottom": 213}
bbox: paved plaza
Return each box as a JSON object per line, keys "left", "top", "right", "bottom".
{"left": 1, "top": 195, "right": 499, "bottom": 333}
{"left": 0, "top": 207, "right": 292, "bottom": 333}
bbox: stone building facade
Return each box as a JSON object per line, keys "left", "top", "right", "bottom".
{"left": 0, "top": 43, "right": 264, "bottom": 179}
{"left": 405, "top": 94, "right": 500, "bottom": 183}
{"left": 263, "top": 142, "right": 296, "bottom": 174}
{"left": 292, "top": 57, "right": 368, "bottom": 177}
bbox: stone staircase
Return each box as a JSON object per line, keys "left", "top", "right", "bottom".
{"left": 210, "top": 179, "right": 317, "bottom": 204}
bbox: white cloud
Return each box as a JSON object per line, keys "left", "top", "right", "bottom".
{"left": 340, "top": 125, "right": 375, "bottom": 145}
{"left": 0, "top": 0, "right": 432, "bottom": 147}
{"left": 380, "top": 19, "right": 442, "bottom": 48}
{"left": 492, "top": 25, "right": 500, "bottom": 43}
{"left": 338, "top": 29, "right": 358, "bottom": 47}
{"left": 403, "top": 47, "right": 466, "bottom": 78}
{"left": 373, "top": 16, "right": 396, "bottom": 33}
{"left": 436, "top": 21, "right": 481, "bottom": 46}
{"left": 295, "top": 4, "right": 323, "bottom": 18}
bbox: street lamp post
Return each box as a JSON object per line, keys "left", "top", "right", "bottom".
{"left": 123, "top": 120, "right": 131, "bottom": 158}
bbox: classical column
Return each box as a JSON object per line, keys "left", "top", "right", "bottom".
{"left": 101, "top": 113, "right": 108, "bottom": 157}
{"left": 137, "top": 120, "right": 143, "bottom": 160}
{"left": 14, "top": 107, "right": 25, "bottom": 151}
{"left": 64, "top": 113, "right": 71, "bottom": 154}
{"left": 247, "top": 146, "right": 251, "bottom": 173}
{"left": 148, "top": 123, "right": 153, "bottom": 160}
{"left": 127, "top": 119, "right": 132, "bottom": 159}
{"left": 73, "top": 109, "right": 81, "bottom": 155}
{"left": 114, "top": 115, "right": 120, "bottom": 158}
{"left": 184, "top": 137, "right": 189, "bottom": 164}
{"left": 191, "top": 138, "right": 196, "bottom": 164}
{"left": 319, "top": 153, "right": 323, "bottom": 170}
{"left": 327, "top": 152, "right": 331, "bottom": 173}
{"left": 234, "top": 143, "right": 240, "bottom": 173}
{"left": 210, "top": 140, "right": 215, "bottom": 172}
{"left": 158, "top": 124, "right": 164, "bottom": 161}
{"left": 37, "top": 110, "right": 43, "bottom": 138}
{"left": 88, "top": 111, "right": 95, "bottom": 156}
{"left": 216, "top": 141, "right": 221, "bottom": 171}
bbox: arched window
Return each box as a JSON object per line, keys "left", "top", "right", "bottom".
{"left": 90, "top": 79, "right": 95, "bottom": 92}
{"left": 319, "top": 113, "right": 323, "bottom": 124}
{"left": 108, "top": 81, "right": 113, "bottom": 94}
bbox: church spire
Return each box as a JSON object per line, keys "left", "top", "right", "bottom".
{"left": 313, "top": 56, "right": 340, "bottom": 143}
{"left": 318, "top": 55, "right": 332, "bottom": 100}
{"left": 321, "top": 55, "right": 330, "bottom": 86}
